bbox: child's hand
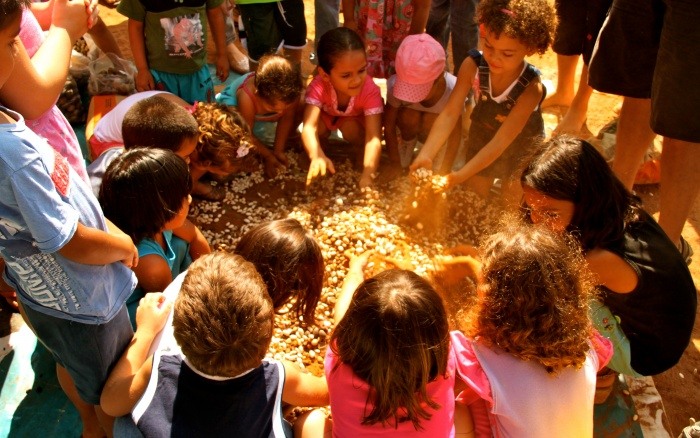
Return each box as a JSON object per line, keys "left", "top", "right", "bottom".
{"left": 409, "top": 156, "right": 433, "bottom": 173}
{"left": 306, "top": 157, "right": 336, "bottom": 187}
{"left": 135, "top": 69, "right": 155, "bottom": 92}
{"left": 273, "top": 150, "right": 289, "bottom": 167}
{"left": 430, "top": 255, "right": 482, "bottom": 287}
{"left": 215, "top": 53, "right": 229, "bottom": 82}
{"left": 263, "top": 155, "right": 286, "bottom": 178}
{"left": 83, "top": 0, "right": 99, "bottom": 29}
{"left": 51, "top": 0, "right": 93, "bottom": 41}
{"left": 135, "top": 293, "right": 172, "bottom": 336}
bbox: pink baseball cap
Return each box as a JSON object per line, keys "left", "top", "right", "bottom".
{"left": 393, "top": 34, "right": 446, "bottom": 103}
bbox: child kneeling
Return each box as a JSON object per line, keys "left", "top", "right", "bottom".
{"left": 101, "top": 252, "right": 329, "bottom": 436}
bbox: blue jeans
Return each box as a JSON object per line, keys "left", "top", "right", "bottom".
{"left": 426, "top": 0, "right": 479, "bottom": 73}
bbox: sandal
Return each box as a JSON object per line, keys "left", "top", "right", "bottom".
{"left": 679, "top": 236, "right": 694, "bottom": 266}
{"left": 193, "top": 184, "right": 226, "bottom": 202}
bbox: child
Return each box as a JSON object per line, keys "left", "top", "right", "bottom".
{"left": 117, "top": 0, "right": 229, "bottom": 104}
{"left": 520, "top": 136, "right": 697, "bottom": 377}
{"left": 99, "top": 148, "right": 201, "bottom": 327}
{"left": 189, "top": 101, "right": 255, "bottom": 201}
{"left": 216, "top": 54, "right": 304, "bottom": 178}
{"left": 302, "top": 27, "right": 384, "bottom": 189}
{"left": 0, "top": 2, "right": 138, "bottom": 437}
{"left": 101, "top": 252, "right": 329, "bottom": 436}
{"left": 87, "top": 93, "right": 198, "bottom": 196}
{"left": 296, "top": 256, "right": 476, "bottom": 437}
{"left": 384, "top": 33, "right": 460, "bottom": 172}
{"left": 410, "top": 0, "right": 556, "bottom": 198}
{"left": 450, "top": 223, "right": 612, "bottom": 436}
{"left": 342, "top": 0, "right": 431, "bottom": 78}
{"left": 235, "top": 218, "right": 324, "bottom": 324}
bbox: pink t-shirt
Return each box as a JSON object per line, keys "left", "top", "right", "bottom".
{"left": 325, "top": 331, "right": 475, "bottom": 437}
{"left": 18, "top": 8, "right": 89, "bottom": 184}
{"left": 305, "top": 75, "right": 384, "bottom": 120}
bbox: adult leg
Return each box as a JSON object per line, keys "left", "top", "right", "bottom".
{"left": 314, "top": 0, "right": 339, "bottom": 49}
{"left": 425, "top": 0, "right": 450, "bottom": 49}
{"left": 658, "top": 139, "right": 700, "bottom": 245}
{"left": 553, "top": 65, "right": 594, "bottom": 135}
{"left": 541, "top": 54, "right": 578, "bottom": 109}
{"left": 611, "top": 97, "right": 655, "bottom": 190}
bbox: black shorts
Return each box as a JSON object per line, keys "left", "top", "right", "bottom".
{"left": 239, "top": 0, "right": 306, "bottom": 61}
{"left": 551, "top": 0, "right": 612, "bottom": 64}
{"left": 589, "top": 0, "right": 700, "bottom": 141}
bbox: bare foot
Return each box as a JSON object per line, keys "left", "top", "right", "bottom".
{"left": 226, "top": 43, "right": 249, "bottom": 75}
{"left": 541, "top": 90, "right": 574, "bottom": 109}
{"left": 553, "top": 108, "right": 587, "bottom": 137}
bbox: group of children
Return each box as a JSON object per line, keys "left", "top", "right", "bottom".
{"left": 0, "top": 0, "right": 698, "bottom": 435}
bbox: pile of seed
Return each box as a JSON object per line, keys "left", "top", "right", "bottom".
{"left": 189, "top": 152, "right": 502, "bottom": 374}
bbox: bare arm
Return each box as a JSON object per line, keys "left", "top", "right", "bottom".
{"left": 408, "top": 0, "right": 430, "bottom": 34}
{"left": 333, "top": 251, "right": 371, "bottom": 325}
{"left": 302, "top": 104, "right": 335, "bottom": 186}
{"left": 236, "top": 90, "right": 285, "bottom": 177}
{"left": 359, "top": 113, "right": 383, "bottom": 188}
{"left": 281, "top": 361, "right": 329, "bottom": 407}
{"left": 206, "top": 5, "right": 229, "bottom": 82}
{"left": 58, "top": 221, "right": 138, "bottom": 267}
{"left": 411, "top": 58, "right": 476, "bottom": 171}
{"left": 383, "top": 104, "right": 401, "bottom": 164}
{"left": 272, "top": 101, "right": 300, "bottom": 166}
{"left": 128, "top": 19, "right": 155, "bottom": 92}
{"left": 585, "top": 248, "right": 638, "bottom": 294}
{"left": 101, "top": 293, "right": 172, "bottom": 417}
{"left": 132, "top": 254, "right": 173, "bottom": 293}
{"left": 0, "top": 0, "right": 94, "bottom": 119}
{"left": 439, "top": 114, "right": 463, "bottom": 174}
{"left": 448, "top": 80, "right": 543, "bottom": 188}
{"left": 172, "top": 219, "right": 211, "bottom": 260}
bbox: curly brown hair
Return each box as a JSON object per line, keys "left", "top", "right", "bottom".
{"left": 192, "top": 102, "right": 255, "bottom": 171}
{"left": 255, "top": 54, "right": 304, "bottom": 105}
{"left": 173, "top": 252, "right": 273, "bottom": 377}
{"left": 467, "top": 222, "right": 594, "bottom": 374}
{"left": 477, "top": 0, "right": 557, "bottom": 54}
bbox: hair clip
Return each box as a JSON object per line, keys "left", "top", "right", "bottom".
{"left": 187, "top": 101, "right": 199, "bottom": 114}
{"left": 500, "top": 8, "right": 514, "bottom": 16}
{"left": 237, "top": 141, "right": 251, "bottom": 158}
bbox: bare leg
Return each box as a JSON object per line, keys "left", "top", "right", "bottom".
{"left": 294, "top": 409, "right": 333, "bottom": 438}
{"left": 553, "top": 64, "right": 594, "bottom": 136}
{"left": 542, "top": 54, "right": 578, "bottom": 109}
{"left": 55, "top": 365, "right": 106, "bottom": 438}
{"left": 611, "top": 97, "right": 656, "bottom": 190}
{"left": 657, "top": 137, "right": 700, "bottom": 245}
{"left": 96, "top": 405, "right": 115, "bottom": 438}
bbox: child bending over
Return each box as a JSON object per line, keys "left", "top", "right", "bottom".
{"left": 296, "top": 255, "right": 475, "bottom": 437}
{"left": 302, "top": 27, "right": 384, "bottom": 189}
{"left": 101, "top": 252, "right": 329, "bottom": 436}
{"left": 521, "top": 136, "right": 696, "bottom": 377}
{"left": 438, "top": 222, "right": 612, "bottom": 436}
{"left": 99, "top": 148, "right": 202, "bottom": 327}
{"left": 411, "top": 0, "right": 556, "bottom": 198}
{"left": 235, "top": 218, "right": 324, "bottom": 325}
{"left": 216, "top": 54, "right": 304, "bottom": 178}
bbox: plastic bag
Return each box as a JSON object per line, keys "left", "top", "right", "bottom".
{"left": 88, "top": 53, "right": 137, "bottom": 96}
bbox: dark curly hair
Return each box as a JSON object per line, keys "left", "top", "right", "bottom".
{"left": 254, "top": 54, "right": 304, "bottom": 105}
{"left": 0, "top": 0, "right": 29, "bottom": 29}
{"left": 467, "top": 222, "right": 594, "bottom": 374}
{"left": 477, "top": 0, "right": 557, "bottom": 54}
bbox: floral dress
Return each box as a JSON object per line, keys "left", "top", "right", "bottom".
{"left": 354, "top": 0, "right": 414, "bottom": 78}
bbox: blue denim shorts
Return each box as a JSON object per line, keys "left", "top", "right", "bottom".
{"left": 20, "top": 302, "right": 133, "bottom": 404}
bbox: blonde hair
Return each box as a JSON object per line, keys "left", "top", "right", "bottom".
{"left": 192, "top": 102, "right": 255, "bottom": 171}
{"left": 173, "top": 252, "right": 273, "bottom": 377}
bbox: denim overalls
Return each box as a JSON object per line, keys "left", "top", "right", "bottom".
{"left": 464, "top": 49, "right": 546, "bottom": 180}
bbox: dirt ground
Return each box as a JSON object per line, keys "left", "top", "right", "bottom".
{"left": 97, "top": 4, "right": 699, "bottom": 434}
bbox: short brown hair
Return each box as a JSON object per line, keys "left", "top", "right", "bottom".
{"left": 255, "top": 54, "right": 303, "bottom": 104}
{"left": 122, "top": 95, "right": 198, "bottom": 151}
{"left": 173, "top": 252, "right": 273, "bottom": 377}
